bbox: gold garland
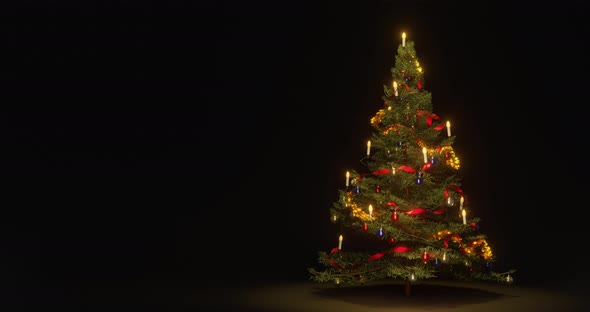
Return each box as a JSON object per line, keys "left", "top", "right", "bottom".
{"left": 434, "top": 230, "right": 493, "bottom": 260}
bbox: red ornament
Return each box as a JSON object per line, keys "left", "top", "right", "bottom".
{"left": 421, "top": 251, "right": 430, "bottom": 263}
{"left": 363, "top": 223, "right": 368, "bottom": 232}
{"left": 388, "top": 237, "right": 396, "bottom": 244}
{"left": 417, "top": 79, "right": 423, "bottom": 90}
{"left": 391, "top": 211, "right": 399, "bottom": 222}
{"left": 375, "top": 185, "right": 381, "bottom": 193}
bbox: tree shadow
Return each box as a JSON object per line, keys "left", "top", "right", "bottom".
{"left": 312, "top": 282, "right": 512, "bottom": 309}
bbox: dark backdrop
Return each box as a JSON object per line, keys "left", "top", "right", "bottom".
{"left": 1, "top": 0, "right": 588, "bottom": 292}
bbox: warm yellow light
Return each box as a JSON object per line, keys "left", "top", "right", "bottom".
{"left": 350, "top": 202, "right": 377, "bottom": 221}
{"left": 346, "top": 171, "right": 350, "bottom": 187}
{"left": 368, "top": 204, "right": 373, "bottom": 217}
{"left": 446, "top": 121, "right": 451, "bottom": 137}
{"left": 402, "top": 32, "right": 406, "bottom": 47}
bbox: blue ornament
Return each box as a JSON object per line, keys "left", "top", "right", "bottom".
{"left": 354, "top": 185, "right": 360, "bottom": 194}
{"left": 416, "top": 171, "right": 424, "bottom": 184}
{"left": 376, "top": 227, "right": 384, "bottom": 238}
{"left": 434, "top": 258, "right": 441, "bottom": 268}
{"left": 430, "top": 156, "right": 436, "bottom": 165}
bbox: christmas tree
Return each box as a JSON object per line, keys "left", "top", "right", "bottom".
{"left": 308, "top": 33, "right": 514, "bottom": 291}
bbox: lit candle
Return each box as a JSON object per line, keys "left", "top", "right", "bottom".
{"left": 346, "top": 171, "right": 350, "bottom": 187}
{"left": 402, "top": 32, "right": 406, "bottom": 47}
{"left": 422, "top": 147, "right": 428, "bottom": 163}
{"left": 367, "top": 140, "right": 371, "bottom": 156}
{"left": 391, "top": 166, "right": 396, "bottom": 175}
{"left": 368, "top": 204, "right": 373, "bottom": 218}
{"left": 338, "top": 234, "right": 343, "bottom": 250}
{"left": 461, "top": 209, "right": 467, "bottom": 225}
{"left": 459, "top": 196, "right": 464, "bottom": 209}
{"left": 393, "top": 81, "right": 398, "bottom": 97}
{"left": 446, "top": 121, "right": 451, "bottom": 137}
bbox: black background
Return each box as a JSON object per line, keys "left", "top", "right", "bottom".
{"left": 1, "top": 0, "right": 588, "bottom": 297}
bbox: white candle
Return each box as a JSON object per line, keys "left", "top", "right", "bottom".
{"left": 422, "top": 147, "right": 428, "bottom": 163}
{"left": 461, "top": 209, "right": 467, "bottom": 225}
{"left": 367, "top": 140, "right": 371, "bottom": 156}
{"left": 393, "top": 81, "right": 398, "bottom": 97}
{"left": 402, "top": 32, "right": 406, "bottom": 47}
{"left": 446, "top": 121, "right": 451, "bottom": 137}
{"left": 368, "top": 204, "right": 373, "bottom": 218}
{"left": 346, "top": 171, "right": 350, "bottom": 187}
{"left": 391, "top": 166, "right": 396, "bottom": 175}
{"left": 338, "top": 234, "right": 343, "bottom": 250}
{"left": 459, "top": 196, "right": 464, "bottom": 209}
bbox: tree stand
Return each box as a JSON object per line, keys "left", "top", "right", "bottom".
{"left": 404, "top": 278, "right": 412, "bottom": 296}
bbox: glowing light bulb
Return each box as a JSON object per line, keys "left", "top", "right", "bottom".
{"left": 446, "top": 121, "right": 451, "bottom": 137}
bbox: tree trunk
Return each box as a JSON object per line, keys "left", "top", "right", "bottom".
{"left": 404, "top": 278, "right": 411, "bottom": 296}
